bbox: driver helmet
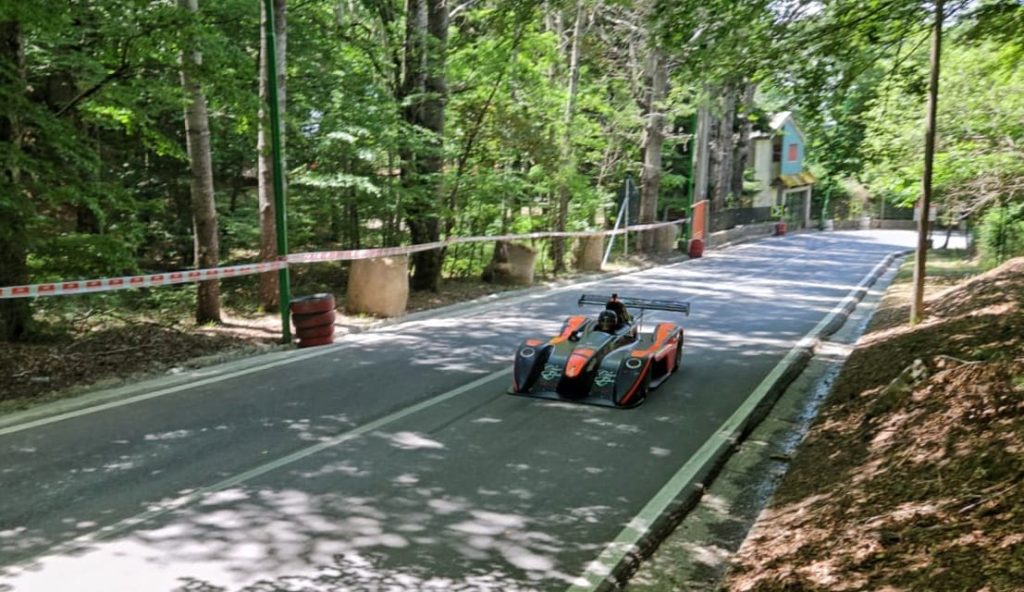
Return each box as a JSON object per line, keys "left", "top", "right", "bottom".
{"left": 597, "top": 310, "right": 618, "bottom": 332}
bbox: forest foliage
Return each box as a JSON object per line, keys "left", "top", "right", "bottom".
{"left": 1, "top": 0, "right": 1022, "bottom": 340}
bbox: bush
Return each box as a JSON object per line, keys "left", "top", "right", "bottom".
{"left": 978, "top": 201, "right": 1024, "bottom": 266}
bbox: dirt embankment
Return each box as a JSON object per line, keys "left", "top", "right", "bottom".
{"left": 724, "top": 258, "right": 1024, "bottom": 591}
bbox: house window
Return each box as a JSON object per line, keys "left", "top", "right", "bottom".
{"left": 788, "top": 143, "right": 799, "bottom": 162}
{"left": 772, "top": 141, "right": 782, "bottom": 163}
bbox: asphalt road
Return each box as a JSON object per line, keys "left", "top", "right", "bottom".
{"left": 0, "top": 231, "right": 920, "bottom": 591}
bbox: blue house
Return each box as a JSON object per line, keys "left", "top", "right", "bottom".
{"left": 750, "top": 112, "right": 816, "bottom": 225}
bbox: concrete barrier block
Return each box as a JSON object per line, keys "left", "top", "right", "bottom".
{"left": 575, "top": 236, "right": 604, "bottom": 271}
{"left": 346, "top": 256, "right": 409, "bottom": 317}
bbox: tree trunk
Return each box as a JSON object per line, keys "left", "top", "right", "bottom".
{"left": 258, "top": 0, "right": 287, "bottom": 312}
{"left": 551, "top": 0, "right": 583, "bottom": 273}
{"left": 693, "top": 100, "right": 711, "bottom": 206}
{"left": 543, "top": 1, "right": 563, "bottom": 81}
{"left": 179, "top": 0, "right": 221, "bottom": 324}
{"left": 731, "top": 82, "right": 756, "bottom": 201}
{"left": 0, "top": 20, "right": 30, "bottom": 341}
{"left": 712, "top": 86, "right": 737, "bottom": 211}
{"left": 911, "top": 0, "right": 944, "bottom": 325}
{"left": 402, "top": 0, "right": 448, "bottom": 292}
{"left": 639, "top": 47, "right": 668, "bottom": 253}
{"left": 705, "top": 97, "right": 721, "bottom": 211}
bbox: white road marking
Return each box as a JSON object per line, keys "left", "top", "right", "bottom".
{"left": 3, "top": 368, "right": 510, "bottom": 572}
{"left": 564, "top": 252, "right": 901, "bottom": 591}
{"left": 0, "top": 256, "right": 685, "bottom": 436}
{"left": 0, "top": 346, "right": 344, "bottom": 436}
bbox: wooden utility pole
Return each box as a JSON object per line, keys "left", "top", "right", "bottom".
{"left": 911, "top": 0, "right": 943, "bottom": 324}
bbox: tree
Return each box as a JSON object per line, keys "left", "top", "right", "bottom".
{"left": 550, "top": 0, "right": 585, "bottom": 273}
{"left": 709, "top": 83, "right": 738, "bottom": 212}
{"left": 642, "top": 0, "right": 775, "bottom": 225}
{"left": 764, "top": 0, "right": 937, "bottom": 180}
{"left": 731, "top": 82, "right": 756, "bottom": 199}
{"left": 0, "top": 18, "right": 29, "bottom": 341}
{"left": 637, "top": 45, "right": 668, "bottom": 252}
{"left": 402, "top": 0, "right": 449, "bottom": 291}
{"left": 178, "top": 0, "right": 220, "bottom": 324}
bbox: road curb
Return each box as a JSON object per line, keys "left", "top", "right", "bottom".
{"left": 588, "top": 249, "right": 911, "bottom": 591}
{"left": 0, "top": 255, "right": 700, "bottom": 432}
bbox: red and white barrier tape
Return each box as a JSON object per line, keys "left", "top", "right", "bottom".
{"left": 0, "top": 261, "right": 287, "bottom": 299}
{"left": 286, "top": 219, "right": 687, "bottom": 264}
{"left": 0, "top": 219, "right": 686, "bottom": 299}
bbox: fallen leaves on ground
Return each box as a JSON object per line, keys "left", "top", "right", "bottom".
{"left": 0, "top": 276, "right": 561, "bottom": 407}
{"left": 724, "top": 257, "right": 1024, "bottom": 592}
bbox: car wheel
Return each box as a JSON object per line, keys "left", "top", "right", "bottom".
{"left": 672, "top": 342, "right": 683, "bottom": 372}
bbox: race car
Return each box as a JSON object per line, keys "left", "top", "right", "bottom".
{"left": 509, "top": 294, "right": 690, "bottom": 408}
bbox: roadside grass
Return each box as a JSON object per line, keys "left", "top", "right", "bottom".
{"left": 891, "top": 248, "right": 981, "bottom": 284}
{"left": 866, "top": 248, "right": 983, "bottom": 334}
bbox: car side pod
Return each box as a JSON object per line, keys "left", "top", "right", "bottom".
{"left": 613, "top": 354, "right": 651, "bottom": 408}
{"left": 511, "top": 339, "right": 551, "bottom": 394}
{"left": 582, "top": 347, "right": 644, "bottom": 408}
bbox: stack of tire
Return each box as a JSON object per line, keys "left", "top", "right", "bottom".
{"left": 290, "top": 293, "right": 336, "bottom": 348}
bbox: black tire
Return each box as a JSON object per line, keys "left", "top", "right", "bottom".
{"left": 672, "top": 342, "right": 683, "bottom": 372}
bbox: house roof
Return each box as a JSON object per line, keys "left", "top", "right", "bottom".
{"left": 752, "top": 111, "right": 808, "bottom": 142}
{"left": 770, "top": 111, "right": 792, "bottom": 130}
{"left": 774, "top": 111, "right": 807, "bottom": 143}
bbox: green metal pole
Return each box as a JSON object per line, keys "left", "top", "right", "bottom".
{"left": 264, "top": 0, "right": 291, "bottom": 343}
{"left": 685, "top": 111, "right": 697, "bottom": 243}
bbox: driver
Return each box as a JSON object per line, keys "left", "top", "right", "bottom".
{"left": 605, "top": 293, "right": 631, "bottom": 326}
{"left": 597, "top": 310, "right": 619, "bottom": 333}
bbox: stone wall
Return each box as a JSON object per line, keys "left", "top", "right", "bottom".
{"left": 872, "top": 219, "right": 916, "bottom": 230}
{"left": 707, "top": 222, "right": 775, "bottom": 248}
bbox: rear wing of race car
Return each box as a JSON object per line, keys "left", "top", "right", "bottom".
{"left": 578, "top": 294, "right": 690, "bottom": 316}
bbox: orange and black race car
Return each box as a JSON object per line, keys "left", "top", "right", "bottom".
{"left": 509, "top": 294, "right": 690, "bottom": 408}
